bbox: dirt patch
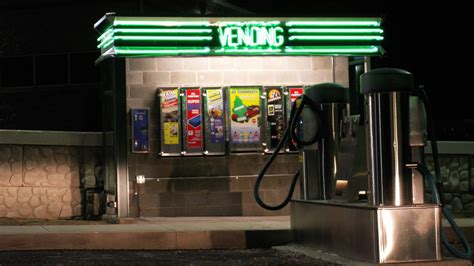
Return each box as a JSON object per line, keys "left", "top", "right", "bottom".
{"left": 0, "top": 249, "right": 340, "bottom": 265}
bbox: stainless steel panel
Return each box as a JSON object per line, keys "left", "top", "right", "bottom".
{"left": 291, "top": 200, "right": 378, "bottom": 263}
{"left": 377, "top": 206, "right": 441, "bottom": 263}
{"left": 291, "top": 200, "right": 441, "bottom": 264}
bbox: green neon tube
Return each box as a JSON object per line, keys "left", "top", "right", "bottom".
{"left": 288, "top": 35, "right": 383, "bottom": 41}
{"left": 113, "top": 20, "right": 210, "bottom": 26}
{"left": 113, "top": 36, "right": 213, "bottom": 41}
{"left": 288, "top": 28, "right": 383, "bottom": 33}
{"left": 286, "top": 21, "right": 380, "bottom": 27}
{"left": 97, "top": 28, "right": 114, "bottom": 42}
{"left": 97, "top": 28, "right": 213, "bottom": 42}
{"left": 215, "top": 47, "right": 282, "bottom": 53}
{"left": 97, "top": 37, "right": 114, "bottom": 49}
{"left": 114, "top": 47, "right": 211, "bottom": 54}
{"left": 285, "top": 46, "right": 379, "bottom": 53}
{"left": 215, "top": 21, "right": 281, "bottom": 27}
{"left": 114, "top": 28, "right": 212, "bottom": 33}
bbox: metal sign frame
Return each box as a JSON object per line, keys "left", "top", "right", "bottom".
{"left": 158, "top": 87, "right": 182, "bottom": 156}
{"left": 263, "top": 86, "right": 285, "bottom": 154}
{"left": 227, "top": 86, "right": 264, "bottom": 152}
{"left": 181, "top": 87, "right": 204, "bottom": 156}
{"left": 285, "top": 85, "right": 304, "bottom": 153}
{"left": 202, "top": 87, "right": 226, "bottom": 156}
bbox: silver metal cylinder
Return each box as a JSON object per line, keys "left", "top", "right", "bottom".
{"left": 367, "top": 91, "right": 411, "bottom": 206}
{"left": 300, "top": 102, "right": 345, "bottom": 200}
{"left": 299, "top": 83, "right": 349, "bottom": 201}
{"left": 320, "top": 103, "right": 344, "bottom": 199}
{"left": 409, "top": 96, "right": 428, "bottom": 204}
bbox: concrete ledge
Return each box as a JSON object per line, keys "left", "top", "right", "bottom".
{"left": 0, "top": 216, "right": 292, "bottom": 250}
{"left": 425, "top": 141, "right": 474, "bottom": 155}
{"left": 0, "top": 130, "right": 103, "bottom": 146}
{"left": 0, "top": 230, "right": 291, "bottom": 250}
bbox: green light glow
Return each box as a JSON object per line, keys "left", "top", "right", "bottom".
{"left": 113, "top": 20, "right": 210, "bottom": 26}
{"left": 218, "top": 26, "right": 284, "bottom": 47}
{"left": 114, "top": 36, "right": 213, "bottom": 41}
{"left": 288, "top": 28, "right": 383, "bottom": 33}
{"left": 286, "top": 20, "right": 380, "bottom": 27}
{"left": 97, "top": 28, "right": 213, "bottom": 42}
{"left": 215, "top": 47, "right": 282, "bottom": 53}
{"left": 215, "top": 21, "right": 281, "bottom": 27}
{"left": 288, "top": 35, "right": 383, "bottom": 41}
{"left": 285, "top": 46, "right": 379, "bottom": 54}
{"left": 114, "top": 47, "right": 211, "bottom": 54}
{"left": 97, "top": 28, "right": 113, "bottom": 42}
{"left": 115, "top": 28, "right": 212, "bottom": 33}
{"left": 97, "top": 37, "right": 114, "bottom": 49}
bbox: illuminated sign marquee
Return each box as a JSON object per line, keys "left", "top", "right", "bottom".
{"left": 94, "top": 15, "right": 384, "bottom": 58}
{"left": 218, "top": 25, "right": 284, "bottom": 47}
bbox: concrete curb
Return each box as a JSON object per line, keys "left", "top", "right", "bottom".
{"left": 0, "top": 230, "right": 291, "bottom": 250}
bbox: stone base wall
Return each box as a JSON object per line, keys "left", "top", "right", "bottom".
{"left": 0, "top": 145, "right": 100, "bottom": 219}
{"left": 426, "top": 155, "right": 474, "bottom": 215}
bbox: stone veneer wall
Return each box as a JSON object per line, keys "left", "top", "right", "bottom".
{"left": 126, "top": 56, "right": 348, "bottom": 217}
{"left": 0, "top": 145, "right": 100, "bottom": 219}
{"left": 426, "top": 155, "right": 474, "bottom": 216}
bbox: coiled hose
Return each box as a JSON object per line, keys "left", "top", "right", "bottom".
{"left": 254, "top": 95, "right": 322, "bottom": 210}
{"left": 414, "top": 86, "right": 472, "bottom": 259}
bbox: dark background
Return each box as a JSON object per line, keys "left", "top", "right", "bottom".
{"left": 1, "top": 0, "right": 473, "bottom": 139}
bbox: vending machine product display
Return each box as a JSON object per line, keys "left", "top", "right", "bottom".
{"left": 203, "top": 87, "right": 226, "bottom": 155}
{"left": 264, "top": 86, "right": 285, "bottom": 153}
{"left": 181, "top": 87, "right": 203, "bottom": 155}
{"left": 228, "top": 86, "right": 263, "bottom": 152}
{"left": 285, "top": 86, "right": 304, "bottom": 153}
{"left": 159, "top": 87, "right": 181, "bottom": 156}
{"left": 131, "top": 108, "right": 149, "bottom": 153}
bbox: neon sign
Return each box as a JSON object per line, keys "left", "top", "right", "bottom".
{"left": 95, "top": 16, "right": 384, "bottom": 57}
{"left": 217, "top": 26, "right": 284, "bottom": 47}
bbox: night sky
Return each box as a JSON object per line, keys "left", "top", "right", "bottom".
{"left": 1, "top": 0, "right": 473, "bottom": 138}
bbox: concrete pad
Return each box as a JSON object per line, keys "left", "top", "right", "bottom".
{"left": 0, "top": 226, "right": 49, "bottom": 235}
{"left": 0, "top": 216, "right": 292, "bottom": 250}
{"left": 40, "top": 224, "right": 174, "bottom": 233}
{"left": 0, "top": 232, "right": 177, "bottom": 250}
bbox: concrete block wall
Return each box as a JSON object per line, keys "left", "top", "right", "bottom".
{"left": 126, "top": 56, "right": 349, "bottom": 217}
{"left": 0, "top": 145, "right": 100, "bottom": 219}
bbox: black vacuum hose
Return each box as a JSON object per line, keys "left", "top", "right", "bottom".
{"left": 414, "top": 86, "right": 472, "bottom": 259}
{"left": 254, "top": 95, "right": 322, "bottom": 210}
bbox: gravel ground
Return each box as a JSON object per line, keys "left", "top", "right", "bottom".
{"left": 0, "top": 249, "right": 339, "bottom": 266}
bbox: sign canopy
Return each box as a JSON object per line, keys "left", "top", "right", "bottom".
{"left": 95, "top": 14, "right": 384, "bottom": 58}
